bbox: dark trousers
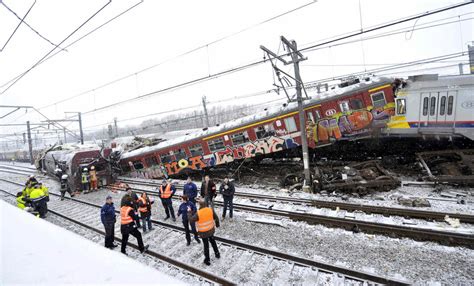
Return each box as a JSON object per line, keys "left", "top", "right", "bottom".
{"left": 141, "top": 213, "right": 152, "bottom": 231}
{"left": 121, "top": 226, "right": 144, "bottom": 254}
{"left": 223, "top": 196, "right": 233, "bottom": 218}
{"left": 33, "top": 199, "right": 48, "bottom": 218}
{"left": 189, "top": 197, "right": 196, "bottom": 204}
{"left": 183, "top": 220, "right": 198, "bottom": 243}
{"left": 82, "top": 183, "right": 89, "bottom": 191}
{"left": 202, "top": 236, "right": 219, "bottom": 263}
{"left": 204, "top": 195, "right": 214, "bottom": 208}
{"left": 161, "top": 198, "right": 175, "bottom": 219}
{"left": 104, "top": 222, "right": 115, "bottom": 247}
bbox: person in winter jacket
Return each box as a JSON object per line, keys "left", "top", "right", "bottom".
{"left": 16, "top": 192, "right": 27, "bottom": 209}
{"left": 177, "top": 195, "right": 201, "bottom": 245}
{"left": 29, "top": 184, "right": 48, "bottom": 218}
{"left": 183, "top": 177, "right": 198, "bottom": 204}
{"left": 138, "top": 192, "right": 154, "bottom": 232}
{"left": 101, "top": 195, "right": 117, "bottom": 249}
{"left": 188, "top": 200, "right": 220, "bottom": 266}
{"left": 89, "top": 166, "right": 98, "bottom": 191}
{"left": 121, "top": 187, "right": 140, "bottom": 227}
{"left": 158, "top": 180, "right": 176, "bottom": 221}
{"left": 60, "top": 174, "right": 74, "bottom": 200}
{"left": 219, "top": 177, "right": 235, "bottom": 219}
{"left": 200, "top": 175, "right": 216, "bottom": 208}
{"left": 120, "top": 200, "right": 148, "bottom": 255}
{"left": 81, "top": 168, "right": 90, "bottom": 193}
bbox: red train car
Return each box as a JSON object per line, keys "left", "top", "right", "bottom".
{"left": 120, "top": 77, "right": 396, "bottom": 178}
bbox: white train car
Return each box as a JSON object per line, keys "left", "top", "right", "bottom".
{"left": 385, "top": 74, "right": 474, "bottom": 141}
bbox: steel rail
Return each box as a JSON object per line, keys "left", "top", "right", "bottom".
{"left": 0, "top": 177, "right": 408, "bottom": 285}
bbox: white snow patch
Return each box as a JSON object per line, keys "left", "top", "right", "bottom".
{"left": 0, "top": 201, "right": 185, "bottom": 285}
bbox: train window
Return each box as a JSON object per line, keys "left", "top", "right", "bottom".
{"left": 429, "top": 97, "right": 436, "bottom": 116}
{"left": 231, "top": 131, "right": 249, "bottom": 146}
{"left": 350, "top": 98, "right": 364, "bottom": 110}
{"left": 371, "top": 92, "right": 386, "bottom": 108}
{"left": 439, "top": 96, "right": 446, "bottom": 116}
{"left": 133, "top": 160, "right": 144, "bottom": 170}
{"left": 174, "top": 149, "right": 187, "bottom": 160}
{"left": 254, "top": 124, "right": 275, "bottom": 139}
{"left": 447, "top": 96, "right": 454, "bottom": 115}
{"left": 160, "top": 152, "right": 173, "bottom": 164}
{"left": 396, "top": 98, "right": 406, "bottom": 115}
{"left": 422, "top": 97, "right": 429, "bottom": 116}
{"left": 208, "top": 138, "right": 225, "bottom": 152}
{"left": 189, "top": 144, "right": 203, "bottom": 157}
{"left": 284, "top": 117, "right": 298, "bottom": 133}
{"left": 339, "top": 101, "right": 351, "bottom": 112}
{"left": 145, "top": 156, "right": 158, "bottom": 167}
{"left": 306, "top": 112, "right": 315, "bottom": 123}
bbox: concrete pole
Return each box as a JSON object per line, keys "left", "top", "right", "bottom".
{"left": 78, "top": 112, "right": 84, "bottom": 144}
{"left": 202, "top": 95, "right": 210, "bottom": 128}
{"left": 26, "top": 121, "right": 34, "bottom": 164}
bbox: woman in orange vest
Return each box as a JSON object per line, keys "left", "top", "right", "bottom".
{"left": 158, "top": 180, "right": 176, "bottom": 221}
{"left": 138, "top": 192, "right": 154, "bottom": 232}
{"left": 120, "top": 201, "right": 148, "bottom": 255}
{"left": 188, "top": 200, "right": 220, "bottom": 266}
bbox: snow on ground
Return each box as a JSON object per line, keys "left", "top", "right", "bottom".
{"left": 0, "top": 200, "right": 184, "bottom": 286}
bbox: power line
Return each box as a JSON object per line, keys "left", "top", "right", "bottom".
{"left": 0, "top": 0, "right": 36, "bottom": 52}
{"left": 0, "top": 0, "right": 113, "bottom": 95}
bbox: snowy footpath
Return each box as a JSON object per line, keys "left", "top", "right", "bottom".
{"left": 0, "top": 201, "right": 184, "bottom": 285}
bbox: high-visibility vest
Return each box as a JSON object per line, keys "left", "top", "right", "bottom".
{"left": 90, "top": 170, "right": 97, "bottom": 181}
{"left": 138, "top": 197, "right": 148, "bottom": 213}
{"left": 121, "top": 206, "right": 134, "bottom": 225}
{"left": 17, "top": 196, "right": 26, "bottom": 209}
{"left": 81, "top": 173, "right": 89, "bottom": 183}
{"left": 196, "top": 207, "right": 215, "bottom": 232}
{"left": 160, "top": 184, "right": 172, "bottom": 199}
{"left": 29, "top": 188, "right": 45, "bottom": 201}
{"left": 40, "top": 185, "right": 49, "bottom": 197}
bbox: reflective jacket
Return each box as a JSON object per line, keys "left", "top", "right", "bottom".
{"left": 29, "top": 188, "right": 45, "bottom": 201}
{"left": 81, "top": 173, "right": 89, "bottom": 183}
{"left": 189, "top": 207, "right": 219, "bottom": 238}
{"left": 138, "top": 196, "right": 153, "bottom": 214}
{"left": 120, "top": 206, "right": 134, "bottom": 225}
{"left": 17, "top": 195, "right": 26, "bottom": 209}
{"left": 89, "top": 170, "right": 97, "bottom": 181}
{"left": 159, "top": 184, "right": 175, "bottom": 199}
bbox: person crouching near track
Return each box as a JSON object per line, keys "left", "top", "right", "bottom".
{"left": 138, "top": 192, "right": 154, "bottom": 232}
{"left": 177, "top": 195, "right": 201, "bottom": 246}
{"left": 159, "top": 179, "right": 176, "bottom": 221}
{"left": 120, "top": 200, "right": 148, "bottom": 255}
{"left": 29, "top": 183, "right": 48, "bottom": 218}
{"left": 188, "top": 200, "right": 220, "bottom": 266}
{"left": 101, "top": 195, "right": 118, "bottom": 249}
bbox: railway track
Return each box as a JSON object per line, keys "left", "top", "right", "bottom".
{"left": 114, "top": 179, "right": 474, "bottom": 248}
{"left": 0, "top": 177, "right": 409, "bottom": 285}
{"left": 119, "top": 177, "right": 474, "bottom": 224}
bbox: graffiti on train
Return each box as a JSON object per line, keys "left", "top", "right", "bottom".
{"left": 306, "top": 105, "right": 394, "bottom": 143}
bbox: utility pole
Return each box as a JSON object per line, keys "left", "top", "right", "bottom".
{"left": 63, "top": 127, "right": 67, "bottom": 143}
{"left": 26, "top": 121, "right": 34, "bottom": 164}
{"left": 202, "top": 95, "right": 210, "bottom": 128}
{"left": 78, "top": 112, "right": 84, "bottom": 144}
{"left": 114, "top": 117, "right": 119, "bottom": 138}
{"left": 261, "top": 36, "right": 311, "bottom": 191}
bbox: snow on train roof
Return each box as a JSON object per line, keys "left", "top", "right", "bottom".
{"left": 45, "top": 143, "right": 103, "bottom": 163}
{"left": 121, "top": 77, "right": 391, "bottom": 160}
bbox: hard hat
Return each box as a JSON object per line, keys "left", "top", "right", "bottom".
{"left": 91, "top": 166, "right": 95, "bottom": 170}
{"left": 29, "top": 175, "right": 35, "bottom": 179}
{"left": 61, "top": 174, "right": 68, "bottom": 180}
{"left": 83, "top": 168, "right": 88, "bottom": 171}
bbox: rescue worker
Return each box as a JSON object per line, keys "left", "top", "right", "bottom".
{"left": 89, "top": 166, "right": 98, "bottom": 192}
{"left": 22, "top": 178, "right": 37, "bottom": 197}
{"left": 120, "top": 200, "right": 148, "bottom": 255}
{"left": 101, "top": 195, "right": 117, "bottom": 249}
{"left": 38, "top": 182, "right": 49, "bottom": 202}
{"left": 177, "top": 195, "right": 200, "bottom": 246}
{"left": 188, "top": 200, "right": 220, "bottom": 266}
{"left": 183, "top": 177, "right": 198, "bottom": 204}
{"left": 29, "top": 184, "right": 48, "bottom": 218}
{"left": 121, "top": 187, "right": 140, "bottom": 227}
{"left": 219, "top": 177, "right": 235, "bottom": 220}
{"left": 138, "top": 192, "right": 154, "bottom": 232}
{"left": 81, "top": 168, "right": 90, "bottom": 193}
{"left": 200, "top": 175, "right": 216, "bottom": 208}
{"left": 60, "top": 174, "right": 74, "bottom": 200}
{"left": 16, "top": 192, "right": 26, "bottom": 209}
{"left": 158, "top": 179, "right": 176, "bottom": 221}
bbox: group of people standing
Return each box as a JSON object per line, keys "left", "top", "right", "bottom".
{"left": 81, "top": 166, "right": 99, "bottom": 193}
{"left": 99, "top": 175, "right": 235, "bottom": 266}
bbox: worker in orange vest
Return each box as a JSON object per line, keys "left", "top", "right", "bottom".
{"left": 120, "top": 201, "right": 148, "bottom": 255}
{"left": 138, "top": 192, "right": 154, "bottom": 232}
{"left": 158, "top": 179, "right": 176, "bottom": 221}
{"left": 89, "top": 166, "right": 98, "bottom": 192}
{"left": 188, "top": 200, "right": 220, "bottom": 266}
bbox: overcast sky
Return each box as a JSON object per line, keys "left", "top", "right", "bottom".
{"left": 0, "top": 0, "right": 472, "bottom": 147}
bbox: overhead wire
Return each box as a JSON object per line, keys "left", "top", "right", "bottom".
{"left": 0, "top": 0, "right": 37, "bottom": 52}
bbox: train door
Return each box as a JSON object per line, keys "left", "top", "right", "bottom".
{"left": 419, "top": 93, "right": 430, "bottom": 127}
{"left": 427, "top": 92, "right": 439, "bottom": 124}
{"left": 444, "top": 91, "right": 457, "bottom": 127}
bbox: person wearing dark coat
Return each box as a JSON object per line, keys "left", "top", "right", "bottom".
{"left": 219, "top": 177, "right": 235, "bottom": 219}
{"left": 158, "top": 180, "right": 176, "bottom": 221}
{"left": 177, "top": 195, "right": 201, "bottom": 245}
{"left": 101, "top": 195, "right": 117, "bottom": 249}
{"left": 138, "top": 192, "right": 154, "bottom": 232}
{"left": 200, "top": 175, "right": 216, "bottom": 208}
{"left": 183, "top": 177, "right": 198, "bottom": 204}
{"left": 121, "top": 187, "right": 140, "bottom": 227}
{"left": 188, "top": 200, "right": 220, "bottom": 266}
{"left": 120, "top": 200, "right": 148, "bottom": 255}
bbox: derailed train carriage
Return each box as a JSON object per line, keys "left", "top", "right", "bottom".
{"left": 38, "top": 145, "right": 115, "bottom": 191}
{"left": 119, "top": 76, "right": 400, "bottom": 179}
